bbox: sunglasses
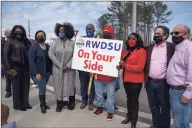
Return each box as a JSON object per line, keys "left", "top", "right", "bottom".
{"left": 170, "top": 31, "right": 186, "bottom": 36}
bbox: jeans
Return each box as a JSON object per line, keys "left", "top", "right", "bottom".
{"left": 79, "top": 71, "right": 95, "bottom": 104}
{"left": 146, "top": 79, "right": 170, "bottom": 128}
{"left": 103, "top": 75, "right": 120, "bottom": 98}
{"left": 32, "top": 73, "right": 51, "bottom": 96}
{"left": 169, "top": 88, "right": 192, "bottom": 128}
{"left": 124, "top": 82, "right": 142, "bottom": 125}
{"left": 94, "top": 79, "right": 116, "bottom": 113}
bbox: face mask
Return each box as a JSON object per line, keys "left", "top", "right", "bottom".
{"left": 172, "top": 36, "right": 184, "bottom": 45}
{"left": 59, "top": 32, "right": 65, "bottom": 39}
{"left": 15, "top": 32, "right": 23, "bottom": 39}
{"left": 153, "top": 36, "right": 163, "bottom": 44}
{"left": 86, "top": 30, "right": 94, "bottom": 37}
{"left": 37, "top": 37, "right": 45, "bottom": 43}
{"left": 128, "top": 39, "right": 136, "bottom": 47}
{"left": 103, "top": 35, "right": 112, "bottom": 39}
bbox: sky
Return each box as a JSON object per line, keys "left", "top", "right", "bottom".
{"left": 1, "top": 1, "right": 192, "bottom": 41}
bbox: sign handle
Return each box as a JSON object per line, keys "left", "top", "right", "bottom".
{"left": 87, "top": 73, "right": 94, "bottom": 95}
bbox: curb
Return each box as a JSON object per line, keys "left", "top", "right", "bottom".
{"left": 30, "top": 81, "right": 192, "bottom": 127}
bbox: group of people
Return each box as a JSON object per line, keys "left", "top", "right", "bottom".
{"left": 1, "top": 22, "right": 192, "bottom": 128}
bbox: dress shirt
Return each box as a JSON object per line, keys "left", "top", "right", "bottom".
{"left": 167, "top": 39, "right": 192, "bottom": 99}
{"left": 149, "top": 42, "right": 167, "bottom": 79}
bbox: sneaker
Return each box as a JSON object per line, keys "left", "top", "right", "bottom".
{"left": 93, "top": 107, "right": 103, "bottom": 117}
{"left": 107, "top": 113, "right": 113, "bottom": 121}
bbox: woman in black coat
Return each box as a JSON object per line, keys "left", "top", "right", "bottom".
{"left": 28, "top": 30, "right": 52, "bottom": 114}
{"left": 3, "top": 25, "right": 32, "bottom": 111}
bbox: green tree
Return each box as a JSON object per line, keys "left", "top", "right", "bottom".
{"left": 153, "top": 2, "right": 172, "bottom": 27}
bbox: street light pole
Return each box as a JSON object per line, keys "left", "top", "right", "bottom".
{"left": 132, "top": 1, "right": 137, "bottom": 32}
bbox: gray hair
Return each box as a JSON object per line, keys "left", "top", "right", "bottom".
{"left": 184, "top": 25, "right": 191, "bottom": 40}
{"left": 4, "top": 28, "right": 11, "bottom": 36}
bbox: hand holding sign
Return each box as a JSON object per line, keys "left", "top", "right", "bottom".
{"left": 119, "top": 60, "right": 125, "bottom": 67}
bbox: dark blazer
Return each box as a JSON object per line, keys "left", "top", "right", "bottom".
{"left": 28, "top": 43, "right": 53, "bottom": 77}
{"left": 144, "top": 42, "right": 175, "bottom": 85}
{"left": 3, "top": 38, "right": 32, "bottom": 70}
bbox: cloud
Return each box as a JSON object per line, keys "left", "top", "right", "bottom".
{"left": 2, "top": 1, "right": 110, "bottom": 38}
{"left": 2, "top": 1, "right": 191, "bottom": 41}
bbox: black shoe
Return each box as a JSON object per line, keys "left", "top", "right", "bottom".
{"left": 40, "top": 101, "right": 46, "bottom": 114}
{"left": 26, "top": 105, "right": 32, "bottom": 109}
{"left": 5, "top": 92, "right": 12, "bottom": 98}
{"left": 121, "top": 117, "right": 131, "bottom": 124}
{"left": 56, "top": 100, "right": 63, "bottom": 112}
{"left": 63, "top": 101, "right": 69, "bottom": 108}
{"left": 20, "top": 108, "right": 27, "bottom": 111}
{"left": 39, "top": 95, "right": 50, "bottom": 112}
{"left": 68, "top": 96, "right": 75, "bottom": 110}
{"left": 45, "top": 105, "right": 50, "bottom": 109}
{"left": 131, "top": 123, "right": 136, "bottom": 128}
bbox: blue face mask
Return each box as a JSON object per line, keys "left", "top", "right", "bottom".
{"left": 59, "top": 32, "right": 65, "bottom": 39}
{"left": 86, "top": 30, "right": 94, "bottom": 37}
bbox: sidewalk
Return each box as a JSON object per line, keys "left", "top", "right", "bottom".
{"left": 1, "top": 79, "right": 150, "bottom": 128}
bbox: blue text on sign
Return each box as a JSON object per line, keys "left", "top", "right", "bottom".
{"left": 85, "top": 40, "right": 121, "bottom": 51}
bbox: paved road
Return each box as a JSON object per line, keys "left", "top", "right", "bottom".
{"left": 1, "top": 78, "right": 150, "bottom": 128}
{"left": 47, "top": 71, "right": 151, "bottom": 114}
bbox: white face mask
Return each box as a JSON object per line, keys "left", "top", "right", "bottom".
{"left": 5, "top": 37, "right": 7, "bottom": 41}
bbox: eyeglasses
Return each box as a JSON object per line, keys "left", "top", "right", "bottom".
{"left": 170, "top": 31, "right": 186, "bottom": 36}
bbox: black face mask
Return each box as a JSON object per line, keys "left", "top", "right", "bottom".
{"left": 153, "top": 36, "right": 163, "bottom": 44}
{"left": 15, "top": 32, "right": 23, "bottom": 39}
{"left": 103, "top": 35, "right": 112, "bottom": 39}
{"left": 172, "top": 36, "right": 184, "bottom": 45}
{"left": 37, "top": 37, "right": 45, "bottom": 43}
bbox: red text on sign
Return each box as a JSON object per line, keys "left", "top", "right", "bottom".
{"left": 77, "top": 49, "right": 115, "bottom": 72}
{"left": 92, "top": 51, "right": 115, "bottom": 62}
{"left": 83, "top": 60, "right": 103, "bottom": 72}
{"left": 78, "top": 49, "right": 90, "bottom": 59}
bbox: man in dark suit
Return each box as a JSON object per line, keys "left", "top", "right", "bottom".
{"left": 145, "top": 26, "right": 175, "bottom": 128}
{"left": 1, "top": 36, "right": 6, "bottom": 78}
{"left": 3, "top": 29, "right": 12, "bottom": 98}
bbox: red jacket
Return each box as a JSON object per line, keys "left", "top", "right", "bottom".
{"left": 122, "top": 48, "right": 146, "bottom": 83}
{"left": 94, "top": 25, "right": 116, "bottom": 82}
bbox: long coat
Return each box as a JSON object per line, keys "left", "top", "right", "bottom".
{"left": 48, "top": 39, "right": 76, "bottom": 101}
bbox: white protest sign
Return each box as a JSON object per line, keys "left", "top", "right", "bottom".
{"left": 71, "top": 37, "right": 123, "bottom": 77}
